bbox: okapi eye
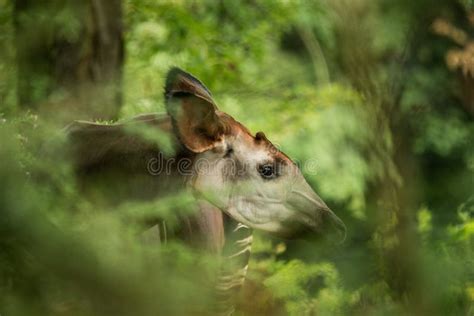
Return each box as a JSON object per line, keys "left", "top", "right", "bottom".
{"left": 259, "top": 164, "right": 277, "bottom": 180}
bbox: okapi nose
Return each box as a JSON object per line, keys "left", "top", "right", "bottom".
{"left": 287, "top": 182, "right": 346, "bottom": 243}
{"left": 321, "top": 210, "right": 346, "bottom": 244}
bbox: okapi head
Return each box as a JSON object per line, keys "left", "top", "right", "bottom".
{"left": 165, "top": 68, "right": 346, "bottom": 241}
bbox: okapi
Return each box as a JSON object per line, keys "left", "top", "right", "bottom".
{"left": 66, "top": 68, "right": 346, "bottom": 314}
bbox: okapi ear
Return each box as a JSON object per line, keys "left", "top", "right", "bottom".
{"left": 164, "top": 68, "right": 227, "bottom": 153}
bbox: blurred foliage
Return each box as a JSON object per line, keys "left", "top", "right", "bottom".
{"left": 0, "top": 0, "right": 16, "bottom": 115}
{"left": 1, "top": 0, "right": 473, "bottom": 315}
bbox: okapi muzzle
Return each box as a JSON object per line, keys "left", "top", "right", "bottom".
{"left": 165, "top": 68, "right": 346, "bottom": 242}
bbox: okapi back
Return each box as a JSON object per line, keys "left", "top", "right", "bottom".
{"left": 66, "top": 113, "right": 225, "bottom": 253}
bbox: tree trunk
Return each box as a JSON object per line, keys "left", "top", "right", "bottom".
{"left": 14, "top": 0, "right": 124, "bottom": 121}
